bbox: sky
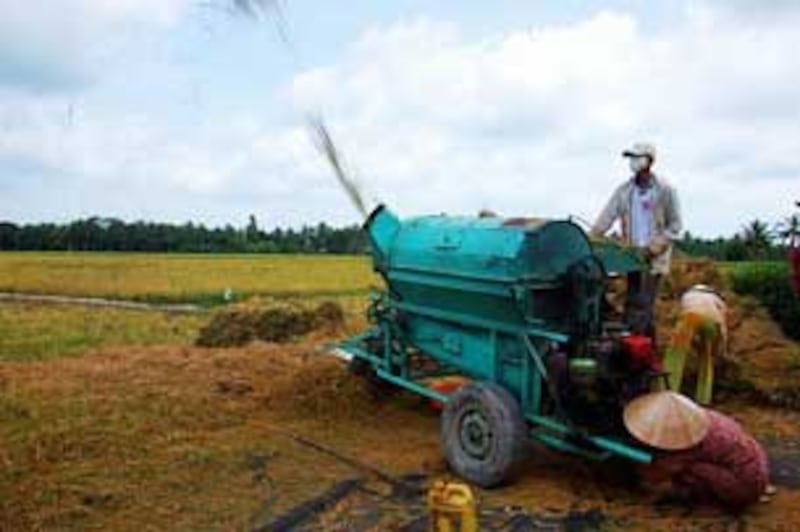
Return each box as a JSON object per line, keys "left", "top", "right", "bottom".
{"left": 0, "top": 0, "right": 798, "bottom": 237}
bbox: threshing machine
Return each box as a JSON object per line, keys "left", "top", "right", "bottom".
{"left": 337, "top": 205, "right": 661, "bottom": 487}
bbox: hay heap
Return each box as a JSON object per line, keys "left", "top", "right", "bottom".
{"left": 655, "top": 260, "right": 800, "bottom": 408}
{"left": 195, "top": 261, "right": 800, "bottom": 408}
{"left": 195, "top": 299, "right": 344, "bottom": 347}
{"left": 261, "top": 355, "right": 377, "bottom": 419}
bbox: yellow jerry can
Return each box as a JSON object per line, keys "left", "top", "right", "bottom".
{"left": 427, "top": 479, "right": 478, "bottom": 532}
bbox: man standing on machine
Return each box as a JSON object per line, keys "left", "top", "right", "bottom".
{"left": 591, "top": 142, "right": 682, "bottom": 342}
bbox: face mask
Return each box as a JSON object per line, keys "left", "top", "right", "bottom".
{"left": 629, "top": 156, "right": 649, "bottom": 174}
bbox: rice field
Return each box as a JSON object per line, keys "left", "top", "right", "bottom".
{"left": 0, "top": 252, "right": 378, "bottom": 362}
{"left": 0, "top": 302, "right": 206, "bottom": 363}
{"left": 0, "top": 252, "right": 379, "bottom": 304}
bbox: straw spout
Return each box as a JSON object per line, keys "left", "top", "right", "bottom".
{"left": 364, "top": 204, "right": 400, "bottom": 268}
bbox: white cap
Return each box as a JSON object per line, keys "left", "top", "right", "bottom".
{"left": 622, "top": 142, "right": 656, "bottom": 160}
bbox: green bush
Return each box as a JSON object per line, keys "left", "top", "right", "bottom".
{"left": 728, "top": 262, "right": 800, "bottom": 340}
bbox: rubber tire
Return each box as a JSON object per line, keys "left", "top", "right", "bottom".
{"left": 441, "top": 381, "right": 528, "bottom": 488}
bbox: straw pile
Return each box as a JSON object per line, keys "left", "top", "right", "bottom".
{"left": 653, "top": 260, "right": 800, "bottom": 407}
{"left": 195, "top": 299, "right": 344, "bottom": 347}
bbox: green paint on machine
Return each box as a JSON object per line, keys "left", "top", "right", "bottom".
{"left": 339, "top": 205, "right": 654, "bottom": 487}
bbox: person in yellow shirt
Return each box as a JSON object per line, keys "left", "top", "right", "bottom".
{"left": 663, "top": 285, "right": 727, "bottom": 405}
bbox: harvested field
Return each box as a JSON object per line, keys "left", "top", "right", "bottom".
{"left": 0, "top": 342, "right": 439, "bottom": 530}
{"left": 3, "top": 339, "right": 800, "bottom": 530}
{"left": 3, "top": 259, "right": 800, "bottom": 529}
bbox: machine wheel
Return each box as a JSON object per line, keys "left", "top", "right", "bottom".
{"left": 441, "top": 381, "right": 528, "bottom": 488}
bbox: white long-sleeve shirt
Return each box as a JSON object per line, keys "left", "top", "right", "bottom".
{"left": 591, "top": 174, "right": 682, "bottom": 275}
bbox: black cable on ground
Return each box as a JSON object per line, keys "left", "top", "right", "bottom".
{"left": 248, "top": 428, "right": 430, "bottom": 529}
{"left": 256, "top": 478, "right": 363, "bottom": 531}
{"left": 273, "top": 428, "right": 420, "bottom": 492}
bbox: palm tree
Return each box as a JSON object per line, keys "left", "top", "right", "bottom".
{"left": 775, "top": 214, "right": 800, "bottom": 248}
{"left": 741, "top": 219, "right": 773, "bottom": 260}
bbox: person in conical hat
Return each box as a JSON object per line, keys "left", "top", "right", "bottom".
{"left": 624, "top": 391, "right": 775, "bottom": 510}
{"left": 624, "top": 390, "right": 710, "bottom": 450}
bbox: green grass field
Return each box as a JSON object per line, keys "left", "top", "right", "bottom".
{"left": 718, "top": 260, "right": 784, "bottom": 274}
{"left": 0, "top": 302, "right": 206, "bottom": 363}
{"left": 0, "top": 252, "right": 379, "bottom": 362}
{"left": 0, "top": 252, "right": 378, "bottom": 305}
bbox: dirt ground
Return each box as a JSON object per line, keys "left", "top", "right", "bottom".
{"left": 2, "top": 338, "right": 800, "bottom": 531}
{"left": 3, "top": 260, "right": 800, "bottom": 530}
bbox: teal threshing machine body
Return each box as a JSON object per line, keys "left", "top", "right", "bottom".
{"left": 339, "top": 205, "right": 657, "bottom": 487}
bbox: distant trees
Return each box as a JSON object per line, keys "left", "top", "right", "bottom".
{"left": 676, "top": 215, "right": 795, "bottom": 262}
{"left": 3, "top": 211, "right": 797, "bottom": 261}
{"left": 0, "top": 216, "right": 368, "bottom": 255}
{"left": 741, "top": 219, "right": 773, "bottom": 259}
{"left": 775, "top": 214, "right": 800, "bottom": 248}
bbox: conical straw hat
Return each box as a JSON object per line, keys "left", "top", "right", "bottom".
{"left": 623, "top": 391, "right": 710, "bottom": 451}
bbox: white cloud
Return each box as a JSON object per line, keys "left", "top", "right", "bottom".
{"left": 286, "top": 7, "right": 800, "bottom": 235}
{"left": 0, "top": 0, "right": 189, "bottom": 90}
{"left": 0, "top": 88, "right": 332, "bottom": 226}
{"left": 2, "top": 3, "right": 799, "bottom": 235}
{"left": 0, "top": 90, "right": 238, "bottom": 193}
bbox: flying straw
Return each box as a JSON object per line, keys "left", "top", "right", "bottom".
{"left": 231, "top": 1, "right": 375, "bottom": 219}
{"left": 230, "top": 0, "right": 295, "bottom": 52}
{"left": 307, "top": 115, "right": 370, "bottom": 218}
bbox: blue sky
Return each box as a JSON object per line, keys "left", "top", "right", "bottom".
{"left": 0, "top": 1, "right": 798, "bottom": 236}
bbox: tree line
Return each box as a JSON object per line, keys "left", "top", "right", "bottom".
{"left": 0, "top": 215, "right": 368, "bottom": 254}
{"left": 0, "top": 214, "right": 796, "bottom": 260}
{"left": 676, "top": 217, "right": 797, "bottom": 262}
